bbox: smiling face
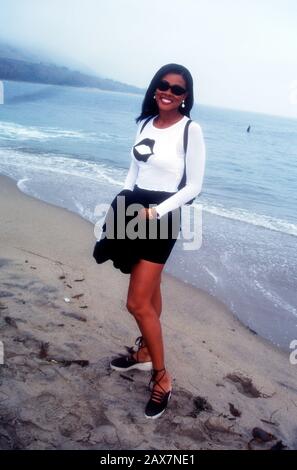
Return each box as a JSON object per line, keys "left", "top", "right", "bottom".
{"left": 155, "top": 73, "right": 188, "bottom": 113}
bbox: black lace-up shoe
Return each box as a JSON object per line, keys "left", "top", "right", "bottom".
{"left": 144, "top": 368, "right": 172, "bottom": 419}
{"left": 110, "top": 336, "right": 152, "bottom": 372}
{"left": 125, "top": 336, "right": 145, "bottom": 354}
{"left": 110, "top": 354, "right": 152, "bottom": 372}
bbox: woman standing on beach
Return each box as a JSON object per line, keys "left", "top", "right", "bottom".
{"left": 93, "top": 63, "right": 206, "bottom": 419}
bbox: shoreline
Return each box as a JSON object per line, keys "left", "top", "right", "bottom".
{"left": 1, "top": 173, "right": 297, "bottom": 450}
{"left": 1, "top": 173, "right": 284, "bottom": 352}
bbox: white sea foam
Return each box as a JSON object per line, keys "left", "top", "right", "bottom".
{"left": 254, "top": 280, "right": 297, "bottom": 318}
{"left": 0, "top": 148, "right": 123, "bottom": 187}
{"left": 0, "top": 120, "right": 120, "bottom": 142}
{"left": 17, "top": 177, "right": 30, "bottom": 192}
{"left": 203, "top": 266, "right": 218, "bottom": 283}
{"left": 1, "top": 146, "right": 296, "bottom": 239}
{"left": 198, "top": 201, "right": 297, "bottom": 238}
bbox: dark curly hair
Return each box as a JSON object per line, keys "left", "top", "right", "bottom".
{"left": 136, "top": 63, "right": 194, "bottom": 123}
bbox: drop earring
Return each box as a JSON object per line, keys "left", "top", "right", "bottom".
{"left": 181, "top": 100, "right": 185, "bottom": 108}
{"left": 153, "top": 94, "right": 156, "bottom": 99}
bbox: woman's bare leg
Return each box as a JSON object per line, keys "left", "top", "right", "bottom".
{"left": 151, "top": 274, "right": 162, "bottom": 318}
{"left": 138, "top": 273, "right": 162, "bottom": 354}
{"left": 127, "top": 259, "right": 171, "bottom": 393}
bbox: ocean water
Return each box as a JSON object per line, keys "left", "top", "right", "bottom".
{"left": 0, "top": 80, "right": 296, "bottom": 351}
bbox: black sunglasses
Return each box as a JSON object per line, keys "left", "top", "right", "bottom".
{"left": 157, "top": 79, "right": 187, "bottom": 96}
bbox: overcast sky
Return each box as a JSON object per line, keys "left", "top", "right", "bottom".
{"left": 1, "top": 0, "right": 297, "bottom": 118}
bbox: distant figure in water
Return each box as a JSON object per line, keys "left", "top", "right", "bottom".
{"left": 247, "top": 125, "right": 251, "bottom": 133}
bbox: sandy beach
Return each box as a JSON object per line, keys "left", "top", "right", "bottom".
{"left": 0, "top": 174, "right": 296, "bottom": 450}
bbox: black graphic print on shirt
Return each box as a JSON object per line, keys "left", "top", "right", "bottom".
{"left": 133, "top": 138, "right": 155, "bottom": 162}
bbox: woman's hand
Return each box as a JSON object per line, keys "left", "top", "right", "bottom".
{"left": 138, "top": 207, "right": 158, "bottom": 220}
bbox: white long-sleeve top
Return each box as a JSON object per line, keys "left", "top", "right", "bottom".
{"left": 123, "top": 115, "right": 206, "bottom": 218}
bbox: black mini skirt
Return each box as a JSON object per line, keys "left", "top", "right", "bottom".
{"left": 93, "top": 184, "right": 181, "bottom": 274}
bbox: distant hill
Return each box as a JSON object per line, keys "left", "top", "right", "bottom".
{"left": 0, "top": 42, "right": 144, "bottom": 95}
{"left": 0, "top": 42, "right": 39, "bottom": 62}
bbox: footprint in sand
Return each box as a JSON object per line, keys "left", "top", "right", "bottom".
{"left": 224, "top": 372, "right": 273, "bottom": 398}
